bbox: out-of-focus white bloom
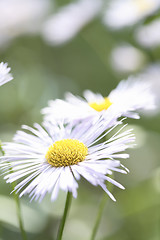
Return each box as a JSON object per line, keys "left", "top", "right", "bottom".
{"left": 103, "top": 0, "right": 160, "bottom": 29}
{"left": 135, "top": 19, "right": 160, "bottom": 48}
{"left": 0, "top": 62, "right": 13, "bottom": 87}
{"left": 42, "top": 0, "right": 102, "bottom": 45}
{"left": 111, "top": 44, "right": 146, "bottom": 73}
{"left": 0, "top": 117, "right": 135, "bottom": 202}
{"left": 138, "top": 64, "right": 160, "bottom": 110}
{"left": 42, "top": 77, "right": 155, "bottom": 122}
{"left": 0, "top": 0, "right": 50, "bottom": 47}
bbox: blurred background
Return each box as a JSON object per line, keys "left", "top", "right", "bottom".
{"left": 0, "top": 0, "right": 160, "bottom": 239}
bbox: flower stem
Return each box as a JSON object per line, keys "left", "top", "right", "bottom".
{"left": 90, "top": 193, "right": 108, "bottom": 240}
{"left": 90, "top": 182, "right": 113, "bottom": 240}
{"left": 12, "top": 182, "right": 28, "bottom": 240}
{"left": 0, "top": 143, "right": 27, "bottom": 240}
{"left": 56, "top": 191, "right": 72, "bottom": 240}
{"left": 0, "top": 142, "right": 4, "bottom": 156}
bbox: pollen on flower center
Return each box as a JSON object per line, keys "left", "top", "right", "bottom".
{"left": 89, "top": 97, "right": 112, "bottom": 112}
{"left": 45, "top": 139, "right": 88, "bottom": 167}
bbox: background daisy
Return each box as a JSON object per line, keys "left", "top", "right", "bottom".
{"left": 42, "top": 77, "right": 155, "bottom": 122}
{"left": 103, "top": 0, "right": 160, "bottom": 29}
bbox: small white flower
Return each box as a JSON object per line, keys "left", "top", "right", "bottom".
{"left": 136, "top": 64, "right": 160, "bottom": 112}
{"left": 0, "top": 0, "right": 50, "bottom": 48}
{"left": 0, "top": 117, "right": 135, "bottom": 202}
{"left": 103, "top": 0, "right": 160, "bottom": 29}
{"left": 42, "top": 77, "right": 155, "bottom": 122}
{"left": 111, "top": 44, "right": 146, "bottom": 73}
{"left": 135, "top": 18, "right": 160, "bottom": 48}
{"left": 42, "top": 0, "right": 102, "bottom": 45}
{"left": 0, "top": 62, "right": 13, "bottom": 86}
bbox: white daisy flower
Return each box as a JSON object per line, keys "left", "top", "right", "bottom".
{"left": 111, "top": 44, "right": 146, "bottom": 73}
{"left": 0, "top": 117, "right": 135, "bottom": 202}
{"left": 135, "top": 18, "right": 160, "bottom": 48}
{"left": 0, "top": 62, "right": 13, "bottom": 86}
{"left": 103, "top": 0, "right": 160, "bottom": 29}
{"left": 0, "top": 0, "right": 50, "bottom": 48}
{"left": 42, "top": 0, "right": 102, "bottom": 46}
{"left": 42, "top": 77, "right": 155, "bottom": 122}
{"left": 135, "top": 64, "right": 160, "bottom": 113}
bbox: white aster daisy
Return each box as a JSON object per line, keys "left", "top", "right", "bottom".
{"left": 0, "top": 117, "right": 135, "bottom": 202}
{"left": 42, "top": 77, "right": 155, "bottom": 122}
{"left": 111, "top": 44, "right": 146, "bottom": 73}
{"left": 0, "top": 0, "right": 50, "bottom": 48}
{"left": 0, "top": 62, "right": 13, "bottom": 86}
{"left": 135, "top": 18, "right": 160, "bottom": 48}
{"left": 135, "top": 64, "right": 160, "bottom": 113}
{"left": 42, "top": 0, "right": 102, "bottom": 46}
{"left": 103, "top": 0, "right": 160, "bottom": 29}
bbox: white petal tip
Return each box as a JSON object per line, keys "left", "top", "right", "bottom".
{"left": 121, "top": 170, "right": 127, "bottom": 174}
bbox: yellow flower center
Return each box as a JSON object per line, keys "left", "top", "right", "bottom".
{"left": 89, "top": 97, "right": 112, "bottom": 112}
{"left": 45, "top": 139, "right": 88, "bottom": 167}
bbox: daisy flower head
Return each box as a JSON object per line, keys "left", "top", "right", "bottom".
{"left": 135, "top": 18, "right": 160, "bottom": 49}
{"left": 0, "top": 0, "right": 50, "bottom": 48}
{"left": 0, "top": 62, "right": 13, "bottom": 87}
{"left": 42, "top": 77, "right": 155, "bottom": 123}
{"left": 103, "top": 0, "right": 160, "bottom": 30}
{"left": 42, "top": 0, "right": 102, "bottom": 46}
{"left": 111, "top": 44, "right": 146, "bottom": 73}
{"left": 0, "top": 116, "right": 135, "bottom": 202}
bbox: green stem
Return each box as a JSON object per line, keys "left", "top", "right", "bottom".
{"left": 90, "top": 193, "right": 108, "bottom": 240}
{"left": 90, "top": 182, "right": 113, "bottom": 240}
{"left": 11, "top": 182, "right": 28, "bottom": 240}
{"left": 0, "top": 143, "right": 4, "bottom": 156}
{"left": 56, "top": 191, "right": 72, "bottom": 240}
{"left": 0, "top": 143, "right": 27, "bottom": 240}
